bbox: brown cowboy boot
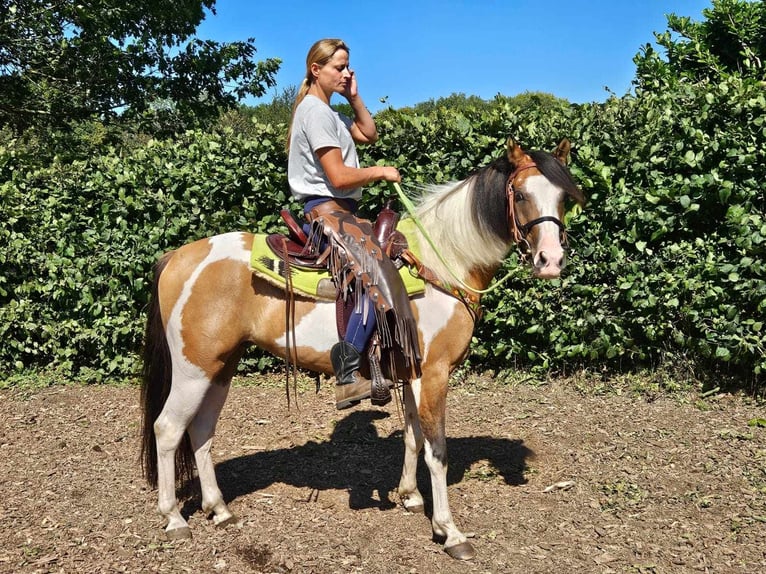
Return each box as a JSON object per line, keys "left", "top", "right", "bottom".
{"left": 330, "top": 342, "right": 375, "bottom": 410}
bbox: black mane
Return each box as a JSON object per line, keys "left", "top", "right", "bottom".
{"left": 528, "top": 150, "right": 580, "bottom": 199}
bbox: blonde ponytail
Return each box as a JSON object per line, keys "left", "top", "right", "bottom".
{"left": 286, "top": 78, "right": 311, "bottom": 150}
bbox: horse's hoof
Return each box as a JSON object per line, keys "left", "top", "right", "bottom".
{"left": 214, "top": 515, "right": 238, "bottom": 529}
{"left": 404, "top": 503, "right": 424, "bottom": 514}
{"left": 165, "top": 526, "right": 192, "bottom": 541}
{"left": 444, "top": 541, "right": 476, "bottom": 560}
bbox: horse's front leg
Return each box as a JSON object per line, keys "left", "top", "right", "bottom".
{"left": 412, "top": 376, "right": 476, "bottom": 560}
{"left": 398, "top": 381, "right": 425, "bottom": 513}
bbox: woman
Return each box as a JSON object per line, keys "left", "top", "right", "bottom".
{"left": 287, "top": 38, "right": 417, "bottom": 409}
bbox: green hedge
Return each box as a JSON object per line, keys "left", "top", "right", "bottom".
{"left": 1, "top": 77, "right": 764, "bottom": 387}
{"left": 0, "top": 124, "right": 292, "bottom": 380}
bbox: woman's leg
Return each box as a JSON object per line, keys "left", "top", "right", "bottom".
{"left": 344, "top": 300, "right": 377, "bottom": 352}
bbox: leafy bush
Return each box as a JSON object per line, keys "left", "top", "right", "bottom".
{"left": 1, "top": 0, "right": 763, "bottom": 390}
{"left": 1, "top": 124, "right": 292, "bottom": 379}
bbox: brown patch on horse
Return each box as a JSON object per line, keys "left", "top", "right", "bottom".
{"left": 157, "top": 239, "right": 213, "bottom": 328}
{"left": 178, "top": 257, "right": 252, "bottom": 382}
{"left": 153, "top": 237, "right": 254, "bottom": 384}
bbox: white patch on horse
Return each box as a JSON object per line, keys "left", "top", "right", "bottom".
{"left": 274, "top": 302, "right": 337, "bottom": 352}
{"left": 525, "top": 175, "right": 564, "bottom": 235}
{"left": 414, "top": 289, "right": 458, "bottom": 362}
{"left": 409, "top": 378, "right": 422, "bottom": 407}
{"left": 523, "top": 174, "right": 566, "bottom": 277}
{"left": 166, "top": 232, "right": 251, "bottom": 376}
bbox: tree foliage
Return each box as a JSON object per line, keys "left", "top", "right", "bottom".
{"left": 217, "top": 86, "right": 298, "bottom": 138}
{"left": 635, "top": 0, "right": 766, "bottom": 89}
{"left": 0, "top": 0, "right": 280, "bottom": 133}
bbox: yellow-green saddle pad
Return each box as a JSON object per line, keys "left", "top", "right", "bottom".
{"left": 250, "top": 218, "right": 426, "bottom": 301}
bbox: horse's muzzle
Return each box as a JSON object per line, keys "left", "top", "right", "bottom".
{"left": 532, "top": 246, "right": 566, "bottom": 279}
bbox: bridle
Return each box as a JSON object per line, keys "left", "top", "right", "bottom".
{"left": 506, "top": 162, "right": 567, "bottom": 254}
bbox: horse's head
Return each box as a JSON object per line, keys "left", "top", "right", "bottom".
{"left": 505, "top": 137, "right": 585, "bottom": 279}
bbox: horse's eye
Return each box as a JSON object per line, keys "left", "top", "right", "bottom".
{"left": 514, "top": 191, "right": 525, "bottom": 202}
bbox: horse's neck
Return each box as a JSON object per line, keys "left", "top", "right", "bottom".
{"left": 414, "top": 180, "right": 510, "bottom": 291}
{"left": 464, "top": 264, "right": 504, "bottom": 292}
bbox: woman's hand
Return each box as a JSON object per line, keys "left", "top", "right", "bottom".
{"left": 379, "top": 166, "right": 401, "bottom": 183}
{"left": 343, "top": 69, "right": 358, "bottom": 100}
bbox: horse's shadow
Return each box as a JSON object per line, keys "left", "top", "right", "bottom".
{"left": 180, "top": 410, "right": 533, "bottom": 517}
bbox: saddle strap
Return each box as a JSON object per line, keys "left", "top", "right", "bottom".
{"left": 279, "top": 236, "right": 300, "bottom": 407}
{"left": 400, "top": 249, "right": 481, "bottom": 308}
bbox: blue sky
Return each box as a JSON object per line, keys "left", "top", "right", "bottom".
{"left": 197, "top": 0, "right": 712, "bottom": 112}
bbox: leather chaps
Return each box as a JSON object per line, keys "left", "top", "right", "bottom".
{"left": 306, "top": 199, "right": 422, "bottom": 381}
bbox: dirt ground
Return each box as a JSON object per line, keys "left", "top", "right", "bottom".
{"left": 0, "top": 373, "right": 764, "bottom": 574}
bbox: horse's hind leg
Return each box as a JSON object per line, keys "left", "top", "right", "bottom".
{"left": 398, "top": 381, "right": 426, "bottom": 513}
{"left": 187, "top": 381, "right": 236, "bottom": 528}
{"left": 154, "top": 376, "right": 213, "bottom": 539}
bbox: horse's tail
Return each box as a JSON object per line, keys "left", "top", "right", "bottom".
{"left": 140, "top": 251, "right": 195, "bottom": 488}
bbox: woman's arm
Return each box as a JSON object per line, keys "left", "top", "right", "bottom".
{"left": 317, "top": 147, "right": 399, "bottom": 190}
{"left": 348, "top": 94, "right": 378, "bottom": 144}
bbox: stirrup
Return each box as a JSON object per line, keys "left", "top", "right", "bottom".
{"left": 368, "top": 348, "right": 392, "bottom": 406}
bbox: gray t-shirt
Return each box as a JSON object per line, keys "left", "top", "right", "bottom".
{"left": 288, "top": 94, "right": 361, "bottom": 201}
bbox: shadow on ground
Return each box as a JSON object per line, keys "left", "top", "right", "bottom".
{"left": 180, "top": 409, "right": 534, "bottom": 517}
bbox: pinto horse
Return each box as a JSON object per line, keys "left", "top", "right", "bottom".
{"left": 140, "top": 137, "right": 584, "bottom": 560}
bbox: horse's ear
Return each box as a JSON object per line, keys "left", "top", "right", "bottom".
{"left": 553, "top": 138, "right": 571, "bottom": 164}
{"left": 506, "top": 137, "right": 527, "bottom": 166}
